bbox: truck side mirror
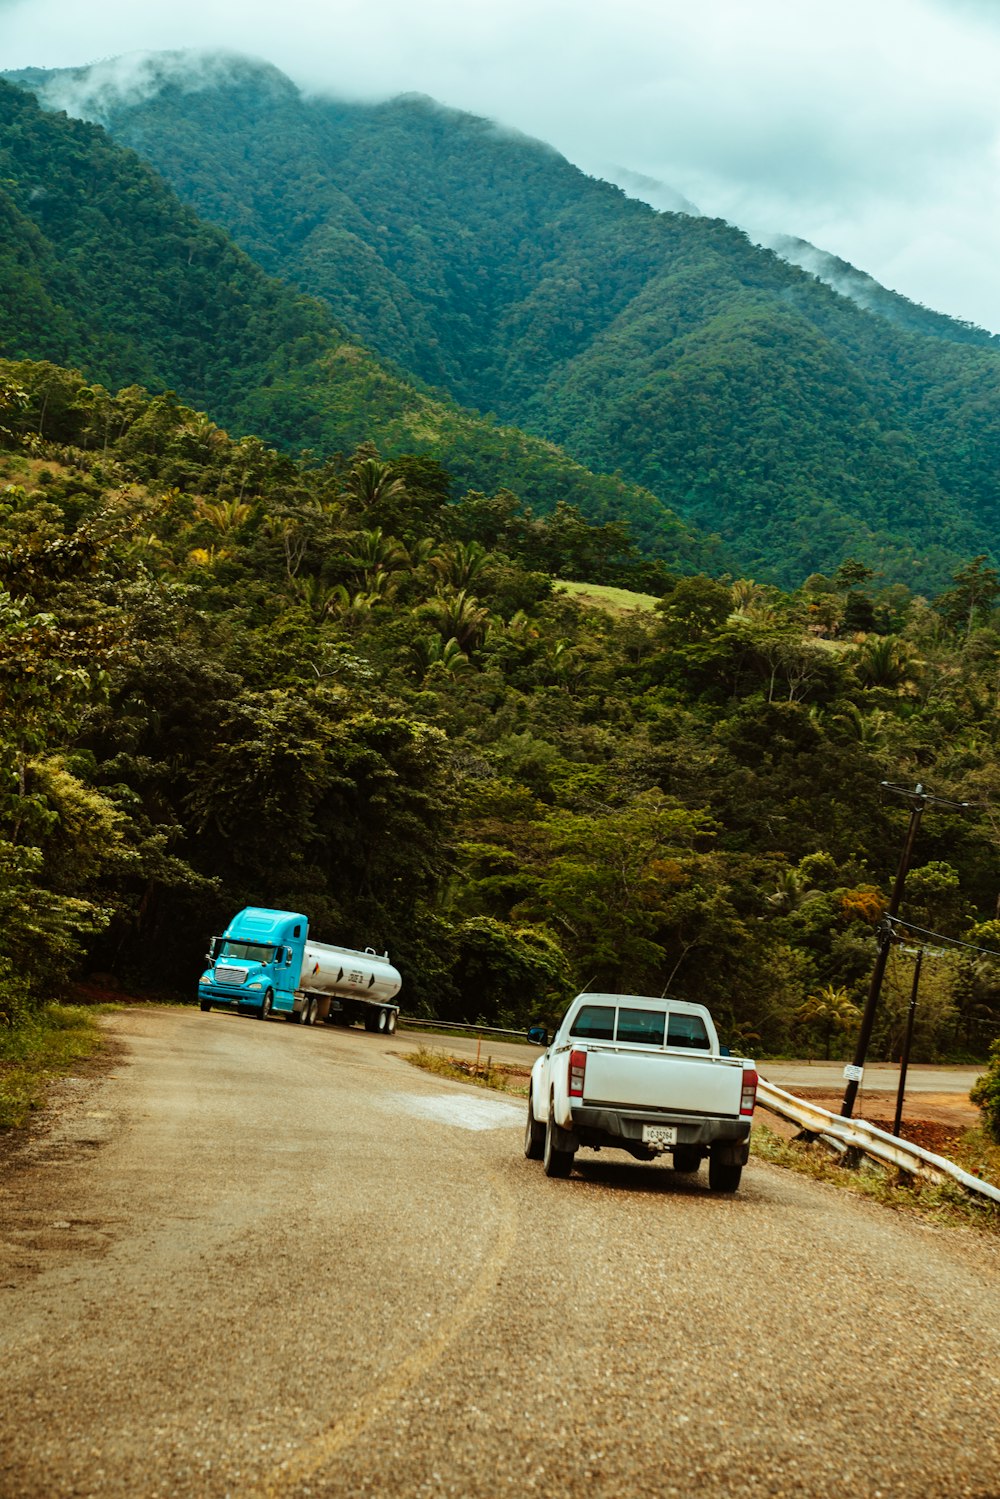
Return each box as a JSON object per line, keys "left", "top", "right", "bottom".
{"left": 526, "top": 1025, "right": 548, "bottom": 1046}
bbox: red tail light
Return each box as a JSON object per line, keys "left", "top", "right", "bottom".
{"left": 740, "top": 1068, "right": 758, "bottom": 1116}
{"left": 569, "top": 1049, "right": 587, "bottom": 1098}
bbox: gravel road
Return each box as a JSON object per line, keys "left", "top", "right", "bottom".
{"left": 1, "top": 1007, "right": 998, "bottom": 1499}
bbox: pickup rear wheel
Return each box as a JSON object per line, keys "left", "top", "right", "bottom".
{"left": 524, "top": 1093, "right": 544, "bottom": 1160}
{"left": 708, "top": 1156, "right": 742, "bottom": 1193}
{"left": 542, "top": 1109, "right": 575, "bottom": 1178}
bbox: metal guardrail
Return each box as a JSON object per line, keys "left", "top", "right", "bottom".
{"left": 757, "top": 1078, "right": 1000, "bottom": 1206}
{"left": 397, "top": 1017, "right": 528, "bottom": 1040}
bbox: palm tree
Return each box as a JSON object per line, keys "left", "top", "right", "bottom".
{"left": 343, "top": 458, "right": 407, "bottom": 517}
{"left": 855, "top": 636, "right": 914, "bottom": 690}
{"left": 425, "top": 587, "right": 492, "bottom": 652}
{"left": 412, "top": 632, "right": 471, "bottom": 682}
{"left": 794, "top": 985, "right": 860, "bottom": 1060}
{"left": 195, "top": 496, "right": 252, "bottom": 535}
{"left": 430, "top": 540, "right": 489, "bottom": 591}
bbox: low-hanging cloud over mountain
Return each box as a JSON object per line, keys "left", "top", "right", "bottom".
{"left": 4, "top": 0, "right": 1000, "bottom": 332}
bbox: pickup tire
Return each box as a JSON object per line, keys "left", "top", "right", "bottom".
{"left": 524, "top": 1093, "right": 545, "bottom": 1160}
{"left": 259, "top": 988, "right": 273, "bottom": 1021}
{"left": 708, "top": 1155, "right": 743, "bottom": 1193}
{"left": 542, "top": 1108, "right": 576, "bottom": 1178}
{"left": 673, "top": 1146, "right": 702, "bottom": 1174}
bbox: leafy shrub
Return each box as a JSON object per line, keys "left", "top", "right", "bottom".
{"left": 971, "top": 1040, "right": 1000, "bottom": 1144}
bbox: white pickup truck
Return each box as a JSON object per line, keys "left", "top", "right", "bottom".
{"left": 524, "top": 992, "right": 757, "bottom": 1191}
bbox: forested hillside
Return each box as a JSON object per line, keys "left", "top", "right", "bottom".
{"left": 0, "top": 79, "right": 706, "bottom": 572}
{"left": 2, "top": 358, "right": 998, "bottom": 1061}
{"left": 12, "top": 52, "right": 1000, "bottom": 588}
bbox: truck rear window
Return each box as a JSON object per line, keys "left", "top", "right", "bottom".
{"left": 616, "top": 1008, "right": 666, "bottom": 1045}
{"left": 667, "top": 1013, "right": 710, "bottom": 1049}
{"left": 568, "top": 1003, "right": 711, "bottom": 1049}
{"left": 569, "top": 1004, "right": 615, "bottom": 1040}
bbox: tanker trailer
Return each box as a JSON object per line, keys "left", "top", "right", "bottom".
{"left": 300, "top": 938, "right": 402, "bottom": 1032}
{"left": 198, "top": 907, "right": 402, "bottom": 1032}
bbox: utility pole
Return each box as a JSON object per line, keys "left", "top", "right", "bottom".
{"left": 892, "top": 947, "right": 923, "bottom": 1138}
{"left": 840, "top": 783, "right": 967, "bottom": 1120}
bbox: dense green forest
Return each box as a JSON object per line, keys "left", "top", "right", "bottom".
{"left": 2, "top": 359, "right": 998, "bottom": 1063}
{"left": 0, "top": 78, "right": 707, "bottom": 573}
{"left": 12, "top": 52, "right": 1000, "bottom": 588}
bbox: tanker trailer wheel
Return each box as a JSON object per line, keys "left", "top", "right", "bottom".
{"left": 385, "top": 1010, "right": 397, "bottom": 1035}
{"left": 259, "top": 988, "right": 273, "bottom": 1021}
{"left": 306, "top": 995, "right": 319, "bottom": 1026}
{"left": 377, "top": 1008, "right": 390, "bottom": 1033}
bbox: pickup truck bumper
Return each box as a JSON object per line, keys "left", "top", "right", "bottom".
{"left": 569, "top": 1106, "right": 751, "bottom": 1158}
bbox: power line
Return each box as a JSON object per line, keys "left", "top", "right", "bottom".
{"left": 884, "top": 914, "right": 1000, "bottom": 961}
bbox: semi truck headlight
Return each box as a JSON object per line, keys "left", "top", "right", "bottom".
{"left": 247, "top": 981, "right": 262, "bottom": 990}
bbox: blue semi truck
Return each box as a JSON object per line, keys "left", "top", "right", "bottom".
{"left": 198, "top": 906, "right": 402, "bottom": 1032}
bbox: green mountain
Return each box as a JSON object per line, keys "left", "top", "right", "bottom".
{"left": 9, "top": 51, "right": 1000, "bottom": 588}
{"left": 0, "top": 77, "right": 705, "bottom": 571}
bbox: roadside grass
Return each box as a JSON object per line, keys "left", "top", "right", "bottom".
{"left": 406, "top": 1048, "right": 999, "bottom": 1235}
{"left": 404, "top": 1046, "right": 530, "bottom": 1095}
{"left": 0, "top": 1005, "right": 111, "bottom": 1129}
{"left": 751, "top": 1122, "right": 1000, "bottom": 1237}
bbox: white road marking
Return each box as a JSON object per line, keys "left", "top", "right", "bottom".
{"left": 389, "top": 1093, "right": 524, "bottom": 1131}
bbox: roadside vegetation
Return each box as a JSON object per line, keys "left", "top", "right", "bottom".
{"left": 752, "top": 1122, "right": 1000, "bottom": 1236}
{"left": 0, "top": 1003, "right": 108, "bottom": 1129}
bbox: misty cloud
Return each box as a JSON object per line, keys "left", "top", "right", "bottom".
{"left": 4, "top": 0, "right": 1000, "bottom": 330}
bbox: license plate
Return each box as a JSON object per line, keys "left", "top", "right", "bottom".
{"left": 641, "top": 1125, "right": 677, "bottom": 1147}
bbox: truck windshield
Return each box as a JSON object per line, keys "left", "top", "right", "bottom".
{"left": 218, "top": 941, "right": 274, "bottom": 963}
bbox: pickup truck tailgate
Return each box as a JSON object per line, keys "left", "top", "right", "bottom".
{"left": 581, "top": 1048, "right": 743, "bottom": 1116}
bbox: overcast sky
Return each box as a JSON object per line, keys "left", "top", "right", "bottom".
{"left": 4, "top": 0, "right": 1000, "bottom": 331}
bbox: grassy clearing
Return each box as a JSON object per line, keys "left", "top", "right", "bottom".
{"left": 0, "top": 1005, "right": 111, "bottom": 1129}
{"left": 554, "top": 580, "right": 660, "bottom": 614}
{"left": 404, "top": 1045, "right": 530, "bottom": 1096}
{"left": 751, "top": 1122, "right": 999, "bottom": 1237}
